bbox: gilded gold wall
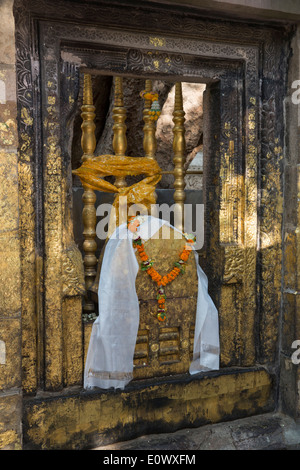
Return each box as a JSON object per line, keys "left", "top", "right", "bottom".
{"left": 0, "top": 0, "right": 22, "bottom": 450}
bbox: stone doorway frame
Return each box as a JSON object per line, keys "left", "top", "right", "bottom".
{"left": 14, "top": 0, "right": 292, "bottom": 448}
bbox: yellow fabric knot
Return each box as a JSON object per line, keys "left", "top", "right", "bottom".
{"left": 72, "top": 155, "right": 162, "bottom": 235}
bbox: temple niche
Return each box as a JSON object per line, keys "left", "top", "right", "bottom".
{"left": 71, "top": 75, "right": 212, "bottom": 384}
{"left": 1, "top": 0, "right": 300, "bottom": 451}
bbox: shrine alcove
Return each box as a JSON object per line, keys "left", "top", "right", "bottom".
{"left": 74, "top": 75, "right": 205, "bottom": 383}
{"left": 14, "top": 0, "right": 291, "bottom": 449}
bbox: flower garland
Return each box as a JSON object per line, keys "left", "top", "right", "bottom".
{"left": 128, "top": 216, "right": 196, "bottom": 322}
{"left": 139, "top": 90, "right": 161, "bottom": 121}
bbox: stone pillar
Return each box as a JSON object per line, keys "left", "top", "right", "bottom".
{"left": 281, "top": 25, "right": 300, "bottom": 422}
{"left": 0, "top": 0, "right": 22, "bottom": 450}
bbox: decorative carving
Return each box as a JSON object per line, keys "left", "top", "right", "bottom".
{"left": 258, "top": 85, "right": 285, "bottom": 363}
{"left": 223, "top": 246, "right": 244, "bottom": 284}
{"left": 14, "top": 2, "right": 39, "bottom": 395}
{"left": 220, "top": 139, "right": 236, "bottom": 244}
{"left": 62, "top": 240, "right": 85, "bottom": 297}
{"left": 128, "top": 49, "right": 183, "bottom": 74}
{"left": 16, "top": 0, "right": 285, "bottom": 47}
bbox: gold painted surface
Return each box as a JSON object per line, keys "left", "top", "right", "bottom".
{"left": 239, "top": 101, "right": 258, "bottom": 366}
{"left": 62, "top": 225, "right": 85, "bottom": 297}
{"left": 62, "top": 297, "right": 83, "bottom": 386}
{"left": 0, "top": 430, "right": 20, "bottom": 450}
{"left": 220, "top": 139, "right": 236, "bottom": 244}
{"left": 81, "top": 74, "right": 97, "bottom": 314}
{"left": 20, "top": 107, "right": 33, "bottom": 127}
{"left": 172, "top": 82, "right": 186, "bottom": 232}
{"left": 219, "top": 139, "right": 245, "bottom": 246}
{"left": 83, "top": 321, "right": 93, "bottom": 365}
{"left": 44, "top": 129, "right": 63, "bottom": 390}
{"left": 35, "top": 255, "right": 44, "bottom": 388}
{"left": 217, "top": 100, "right": 258, "bottom": 367}
{"left": 0, "top": 394, "right": 22, "bottom": 450}
{"left": 81, "top": 74, "right": 96, "bottom": 159}
{"left": 134, "top": 297, "right": 197, "bottom": 379}
{"left": 219, "top": 284, "right": 243, "bottom": 366}
{"left": 0, "top": 111, "right": 17, "bottom": 148}
{"left": 18, "top": 142, "right": 37, "bottom": 393}
{"left": 135, "top": 225, "right": 197, "bottom": 379}
{"left": 47, "top": 96, "right": 56, "bottom": 105}
{"left": 23, "top": 369, "right": 273, "bottom": 449}
{"left": 149, "top": 36, "right": 166, "bottom": 47}
{"left": 112, "top": 76, "right": 127, "bottom": 188}
{"left": 259, "top": 137, "right": 283, "bottom": 361}
{"left": 220, "top": 246, "right": 244, "bottom": 366}
{"left": 0, "top": 148, "right": 21, "bottom": 388}
{"left": 0, "top": 231, "right": 21, "bottom": 316}
{"left": 0, "top": 318, "right": 21, "bottom": 390}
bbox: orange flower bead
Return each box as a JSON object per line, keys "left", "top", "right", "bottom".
{"left": 133, "top": 232, "right": 194, "bottom": 322}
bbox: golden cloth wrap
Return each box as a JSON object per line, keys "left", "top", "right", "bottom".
{"left": 73, "top": 155, "right": 162, "bottom": 236}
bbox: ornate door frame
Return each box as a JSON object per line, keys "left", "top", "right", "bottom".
{"left": 14, "top": 0, "right": 291, "bottom": 448}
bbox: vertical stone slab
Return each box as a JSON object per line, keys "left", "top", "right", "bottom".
{"left": 14, "top": 0, "right": 39, "bottom": 395}
{"left": 43, "top": 64, "right": 64, "bottom": 390}
{"left": 0, "top": 0, "right": 22, "bottom": 450}
{"left": 258, "top": 33, "right": 287, "bottom": 365}
{"left": 280, "top": 27, "right": 300, "bottom": 420}
{"left": 39, "top": 24, "right": 86, "bottom": 390}
{"left": 207, "top": 62, "right": 259, "bottom": 368}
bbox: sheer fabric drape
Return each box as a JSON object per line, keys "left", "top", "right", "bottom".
{"left": 84, "top": 216, "right": 219, "bottom": 390}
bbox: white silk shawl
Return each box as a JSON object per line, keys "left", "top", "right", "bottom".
{"left": 84, "top": 216, "right": 219, "bottom": 390}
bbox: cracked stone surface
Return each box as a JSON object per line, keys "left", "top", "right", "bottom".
{"left": 94, "top": 412, "right": 300, "bottom": 451}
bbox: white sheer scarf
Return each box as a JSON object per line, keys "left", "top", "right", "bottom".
{"left": 84, "top": 216, "right": 219, "bottom": 390}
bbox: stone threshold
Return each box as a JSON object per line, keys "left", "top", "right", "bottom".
{"left": 23, "top": 366, "right": 275, "bottom": 449}
{"left": 94, "top": 411, "right": 300, "bottom": 451}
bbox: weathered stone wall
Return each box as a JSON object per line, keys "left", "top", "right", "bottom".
{"left": 280, "top": 26, "right": 300, "bottom": 422}
{"left": 0, "top": 0, "right": 22, "bottom": 450}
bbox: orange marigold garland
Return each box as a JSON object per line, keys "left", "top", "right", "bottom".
{"left": 128, "top": 216, "right": 196, "bottom": 322}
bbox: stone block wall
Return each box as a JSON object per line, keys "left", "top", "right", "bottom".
{"left": 0, "top": 0, "right": 22, "bottom": 450}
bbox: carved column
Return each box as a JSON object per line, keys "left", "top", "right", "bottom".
{"left": 81, "top": 74, "right": 97, "bottom": 314}
{"left": 112, "top": 76, "right": 127, "bottom": 188}
{"left": 143, "top": 79, "right": 157, "bottom": 160}
{"left": 172, "top": 82, "right": 186, "bottom": 232}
